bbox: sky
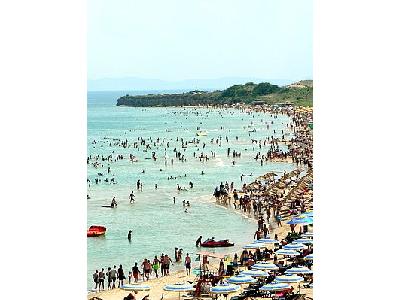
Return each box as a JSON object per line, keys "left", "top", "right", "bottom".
{"left": 88, "top": 0, "right": 312, "bottom": 81}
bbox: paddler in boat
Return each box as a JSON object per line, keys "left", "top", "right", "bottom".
{"left": 111, "top": 197, "right": 117, "bottom": 208}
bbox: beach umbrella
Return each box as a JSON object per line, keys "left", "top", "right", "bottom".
{"left": 240, "top": 269, "right": 269, "bottom": 277}
{"left": 293, "top": 238, "right": 313, "bottom": 244}
{"left": 275, "top": 249, "right": 301, "bottom": 256}
{"left": 227, "top": 274, "right": 257, "bottom": 284}
{"left": 285, "top": 267, "right": 313, "bottom": 275}
{"left": 301, "top": 232, "right": 313, "bottom": 238}
{"left": 287, "top": 216, "right": 313, "bottom": 225}
{"left": 259, "top": 282, "right": 291, "bottom": 292}
{"left": 121, "top": 284, "right": 151, "bottom": 291}
{"left": 163, "top": 283, "right": 195, "bottom": 300}
{"left": 300, "top": 211, "right": 313, "bottom": 218}
{"left": 255, "top": 238, "right": 279, "bottom": 244}
{"left": 304, "top": 254, "right": 313, "bottom": 261}
{"left": 243, "top": 242, "right": 267, "bottom": 249}
{"left": 251, "top": 263, "right": 279, "bottom": 271}
{"left": 283, "top": 243, "right": 306, "bottom": 250}
{"left": 275, "top": 275, "right": 304, "bottom": 283}
{"left": 210, "top": 283, "right": 240, "bottom": 294}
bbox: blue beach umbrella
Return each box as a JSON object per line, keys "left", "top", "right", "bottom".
{"left": 287, "top": 216, "right": 313, "bottom": 225}
{"left": 260, "top": 282, "right": 291, "bottom": 292}
{"left": 300, "top": 211, "right": 313, "bottom": 218}
{"left": 301, "top": 232, "right": 313, "bottom": 238}
{"left": 163, "top": 283, "right": 195, "bottom": 300}
{"left": 283, "top": 243, "right": 306, "bottom": 251}
{"left": 275, "top": 275, "right": 304, "bottom": 283}
{"left": 252, "top": 263, "right": 279, "bottom": 271}
{"left": 122, "top": 284, "right": 151, "bottom": 291}
{"left": 255, "top": 238, "right": 279, "bottom": 244}
{"left": 285, "top": 267, "right": 313, "bottom": 275}
{"left": 275, "top": 249, "right": 301, "bottom": 256}
{"left": 293, "top": 239, "right": 313, "bottom": 244}
{"left": 240, "top": 269, "right": 269, "bottom": 277}
{"left": 163, "top": 283, "right": 195, "bottom": 292}
{"left": 243, "top": 242, "right": 266, "bottom": 249}
{"left": 304, "top": 254, "right": 313, "bottom": 261}
{"left": 210, "top": 283, "right": 240, "bottom": 294}
{"left": 227, "top": 274, "right": 257, "bottom": 284}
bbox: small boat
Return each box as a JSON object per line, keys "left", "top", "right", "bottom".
{"left": 87, "top": 225, "right": 106, "bottom": 237}
{"left": 201, "top": 239, "right": 234, "bottom": 248}
{"left": 196, "top": 130, "right": 208, "bottom": 136}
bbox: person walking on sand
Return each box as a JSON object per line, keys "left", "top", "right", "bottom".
{"left": 152, "top": 256, "right": 160, "bottom": 278}
{"left": 165, "top": 254, "right": 173, "bottom": 275}
{"left": 93, "top": 270, "right": 99, "bottom": 290}
{"left": 132, "top": 262, "right": 140, "bottom": 282}
{"left": 218, "top": 259, "right": 225, "bottom": 276}
{"left": 106, "top": 267, "right": 112, "bottom": 290}
{"left": 275, "top": 214, "right": 282, "bottom": 227}
{"left": 118, "top": 264, "right": 125, "bottom": 287}
{"left": 99, "top": 268, "right": 105, "bottom": 290}
{"left": 142, "top": 259, "right": 151, "bottom": 281}
{"left": 185, "top": 253, "right": 191, "bottom": 275}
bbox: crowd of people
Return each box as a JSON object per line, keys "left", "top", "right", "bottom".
{"left": 92, "top": 252, "right": 194, "bottom": 291}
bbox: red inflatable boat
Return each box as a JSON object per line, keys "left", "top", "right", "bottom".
{"left": 87, "top": 225, "right": 106, "bottom": 237}
{"left": 201, "top": 239, "right": 234, "bottom": 248}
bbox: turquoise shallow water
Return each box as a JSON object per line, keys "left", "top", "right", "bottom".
{"left": 87, "top": 91, "right": 296, "bottom": 289}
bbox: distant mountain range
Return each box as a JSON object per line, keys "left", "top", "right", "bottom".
{"left": 87, "top": 77, "right": 296, "bottom": 91}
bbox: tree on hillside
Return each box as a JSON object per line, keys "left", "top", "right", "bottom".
{"left": 252, "top": 82, "right": 281, "bottom": 96}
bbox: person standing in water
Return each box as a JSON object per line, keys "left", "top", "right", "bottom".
{"left": 185, "top": 253, "right": 191, "bottom": 275}
{"left": 196, "top": 236, "right": 202, "bottom": 247}
{"left": 129, "top": 191, "right": 135, "bottom": 203}
{"left": 128, "top": 230, "right": 132, "bottom": 242}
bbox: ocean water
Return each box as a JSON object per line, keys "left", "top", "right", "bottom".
{"left": 87, "top": 91, "right": 296, "bottom": 289}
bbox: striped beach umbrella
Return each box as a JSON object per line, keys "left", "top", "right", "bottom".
{"left": 121, "top": 284, "right": 151, "bottom": 291}
{"left": 283, "top": 243, "right": 306, "bottom": 251}
{"left": 251, "top": 263, "right": 279, "bottom": 271}
{"left": 304, "top": 254, "right": 313, "bottom": 261}
{"left": 255, "top": 238, "right": 279, "bottom": 244}
{"left": 275, "top": 249, "right": 301, "bottom": 256}
{"left": 259, "top": 282, "right": 291, "bottom": 292}
{"left": 285, "top": 267, "right": 313, "bottom": 275}
{"left": 301, "top": 232, "right": 313, "bottom": 238}
{"left": 210, "top": 283, "right": 240, "bottom": 294}
{"left": 227, "top": 274, "right": 257, "bottom": 284}
{"left": 300, "top": 211, "right": 313, "bottom": 218}
{"left": 240, "top": 269, "right": 269, "bottom": 277}
{"left": 243, "top": 242, "right": 266, "bottom": 249}
{"left": 293, "top": 238, "right": 313, "bottom": 244}
{"left": 275, "top": 275, "right": 304, "bottom": 283}
{"left": 163, "top": 283, "right": 195, "bottom": 300}
{"left": 287, "top": 216, "right": 313, "bottom": 225}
